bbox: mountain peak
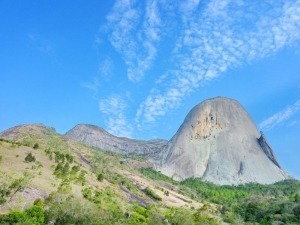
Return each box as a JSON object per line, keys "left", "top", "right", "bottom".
{"left": 44, "top": 97, "right": 291, "bottom": 185}
{"left": 159, "top": 97, "right": 290, "bottom": 184}
{"left": 66, "top": 124, "right": 168, "bottom": 159}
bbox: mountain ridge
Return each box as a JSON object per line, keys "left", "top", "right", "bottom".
{"left": 0, "top": 113, "right": 299, "bottom": 224}
{"left": 65, "top": 97, "right": 291, "bottom": 185}
{"left": 0, "top": 97, "right": 292, "bottom": 185}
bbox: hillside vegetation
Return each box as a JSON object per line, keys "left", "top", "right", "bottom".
{"left": 0, "top": 124, "right": 299, "bottom": 224}
{"left": 141, "top": 168, "right": 300, "bottom": 224}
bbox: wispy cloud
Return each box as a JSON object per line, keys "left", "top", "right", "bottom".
{"left": 82, "top": 58, "right": 114, "bottom": 98}
{"left": 99, "top": 95, "right": 132, "bottom": 137}
{"left": 136, "top": 0, "right": 300, "bottom": 125}
{"left": 81, "top": 77, "right": 100, "bottom": 97}
{"left": 99, "top": 57, "right": 114, "bottom": 79}
{"left": 103, "top": 0, "right": 163, "bottom": 82}
{"left": 259, "top": 100, "right": 300, "bottom": 130}
{"left": 27, "top": 32, "right": 54, "bottom": 54}
{"left": 97, "top": 0, "right": 300, "bottom": 132}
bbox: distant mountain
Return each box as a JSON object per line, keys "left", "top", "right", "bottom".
{"left": 65, "top": 124, "right": 168, "bottom": 160}
{"left": 65, "top": 97, "right": 291, "bottom": 185}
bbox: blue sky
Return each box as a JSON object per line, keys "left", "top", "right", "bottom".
{"left": 0, "top": 0, "right": 299, "bottom": 178}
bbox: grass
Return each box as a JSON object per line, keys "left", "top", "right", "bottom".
{"left": 0, "top": 126, "right": 237, "bottom": 224}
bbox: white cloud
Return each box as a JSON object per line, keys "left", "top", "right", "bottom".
{"left": 259, "top": 100, "right": 300, "bottom": 130}
{"left": 103, "top": 0, "right": 163, "bottom": 82}
{"left": 81, "top": 77, "right": 100, "bottom": 96}
{"left": 27, "top": 32, "right": 55, "bottom": 54}
{"left": 98, "top": 1, "right": 300, "bottom": 132}
{"left": 136, "top": 0, "right": 300, "bottom": 125}
{"left": 82, "top": 58, "right": 113, "bottom": 97}
{"left": 99, "top": 57, "right": 114, "bottom": 79}
{"left": 99, "top": 95, "right": 132, "bottom": 137}
{"left": 99, "top": 95, "right": 126, "bottom": 115}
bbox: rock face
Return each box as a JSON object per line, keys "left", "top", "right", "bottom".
{"left": 158, "top": 97, "right": 290, "bottom": 184}
{"left": 65, "top": 124, "right": 168, "bottom": 160}
{"left": 64, "top": 97, "right": 290, "bottom": 185}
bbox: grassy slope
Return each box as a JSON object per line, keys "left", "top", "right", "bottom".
{"left": 0, "top": 124, "right": 219, "bottom": 225}
{"left": 1, "top": 124, "right": 299, "bottom": 224}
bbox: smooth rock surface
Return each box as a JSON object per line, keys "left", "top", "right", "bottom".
{"left": 159, "top": 97, "right": 290, "bottom": 184}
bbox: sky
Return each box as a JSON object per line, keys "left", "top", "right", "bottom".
{"left": 0, "top": 0, "right": 299, "bottom": 178}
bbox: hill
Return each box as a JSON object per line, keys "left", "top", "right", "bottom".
{"left": 0, "top": 123, "right": 299, "bottom": 224}
{"left": 0, "top": 124, "right": 215, "bottom": 224}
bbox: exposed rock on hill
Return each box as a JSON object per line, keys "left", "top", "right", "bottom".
{"left": 159, "top": 97, "right": 290, "bottom": 184}
{"left": 65, "top": 124, "right": 168, "bottom": 160}
{"left": 258, "top": 131, "right": 281, "bottom": 168}
{"left": 61, "top": 97, "right": 291, "bottom": 185}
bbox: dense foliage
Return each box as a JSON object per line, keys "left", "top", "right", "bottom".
{"left": 141, "top": 168, "right": 300, "bottom": 224}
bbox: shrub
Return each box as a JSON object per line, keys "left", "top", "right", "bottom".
{"left": 25, "top": 153, "right": 36, "bottom": 162}
{"left": 25, "top": 204, "right": 45, "bottom": 224}
{"left": 65, "top": 154, "right": 74, "bottom": 163}
{"left": 0, "top": 203, "right": 44, "bottom": 225}
{"left": 82, "top": 187, "right": 93, "bottom": 200}
{"left": 54, "top": 163, "right": 70, "bottom": 178}
{"left": 0, "top": 197, "right": 6, "bottom": 205}
{"left": 97, "top": 173, "right": 104, "bottom": 182}
{"left": 33, "top": 143, "right": 39, "bottom": 149}
{"left": 77, "top": 170, "right": 87, "bottom": 185}
{"left": 144, "top": 187, "right": 162, "bottom": 201}
{"left": 166, "top": 207, "right": 195, "bottom": 225}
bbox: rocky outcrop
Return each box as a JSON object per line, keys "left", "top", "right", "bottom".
{"left": 65, "top": 97, "right": 291, "bottom": 185}
{"left": 258, "top": 132, "right": 281, "bottom": 169}
{"left": 65, "top": 124, "right": 168, "bottom": 160}
{"left": 158, "top": 97, "right": 290, "bottom": 184}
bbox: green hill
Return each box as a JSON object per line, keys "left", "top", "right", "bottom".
{"left": 0, "top": 124, "right": 299, "bottom": 224}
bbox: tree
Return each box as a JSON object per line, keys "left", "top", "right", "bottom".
{"left": 33, "top": 143, "right": 39, "bottom": 149}
{"left": 25, "top": 153, "right": 36, "bottom": 162}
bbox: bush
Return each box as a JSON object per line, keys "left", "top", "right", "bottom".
{"left": 82, "top": 187, "right": 93, "bottom": 200}
{"left": 144, "top": 187, "right": 162, "bottom": 201}
{"left": 0, "top": 203, "right": 44, "bottom": 225}
{"left": 25, "top": 153, "right": 36, "bottom": 162}
{"left": 33, "top": 143, "right": 39, "bottom": 149}
{"left": 0, "top": 197, "right": 6, "bottom": 205}
{"left": 65, "top": 154, "right": 74, "bottom": 163}
{"left": 166, "top": 208, "right": 195, "bottom": 225}
{"left": 97, "top": 173, "right": 104, "bottom": 182}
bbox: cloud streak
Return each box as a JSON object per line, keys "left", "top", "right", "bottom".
{"left": 98, "top": 0, "right": 300, "bottom": 134}
{"left": 27, "top": 32, "right": 55, "bottom": 54}
{"left": 99, "top": 95, "right": 132, "bottom": 137}
{"left": 259, "top": 100, "right": 300, "bottom": 131}
{"left": 136, "top": 0, "right": 300, "bottom": 125}
{"left": 81, "top": 77, "right": 100, "bottom": 96}
{"left": 104, "top": 0, "right": 163, "bottom": 82}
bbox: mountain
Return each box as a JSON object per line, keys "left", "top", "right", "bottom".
{"left": 66, "top": 97, "right": 290, "bottom": 185}
{"left": 65, "top": 124, "right": 168, "bottom": 160}
{"left": 159, "top": 97, "right": 290, "bottom": 184}
{"left": 0, "top": 121, "right": 299, "bottom": 224}
{"left": 0, "top": 124, "right": 204, "bottom": 223}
